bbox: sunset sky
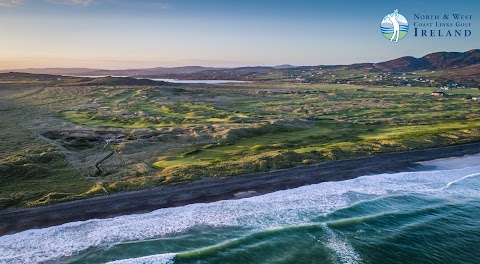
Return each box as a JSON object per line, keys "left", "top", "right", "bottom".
{"left": 0, "top": 0, "right": 479, "bottom": 69}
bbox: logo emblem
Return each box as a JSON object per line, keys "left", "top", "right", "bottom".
{"left": 381, "top": 9, "right": 409, "bottom": 42}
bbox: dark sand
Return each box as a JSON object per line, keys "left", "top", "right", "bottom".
{"left": 1, "top": 143, "right": 479, "bottom": 236}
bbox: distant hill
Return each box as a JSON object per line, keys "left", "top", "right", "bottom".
{"left": 69, "top": 76, "right": 167, "bottom": 86}
{"left": 374, "top": 49, "right": 480, "bottom": 72}
{"left": 146, "top": 66, "right": 277, "bottom": 80}
{"left": 0, "top": 72, "right": 168, "bottom": 86}
{"left": 0, "top": 66, "right": 223, "bottom": 77}
{"left": 0, "top": 68, "right": 98, "bottom": 76}
{"left": 0, "top": 72, "right": 65, "bottom": 80}
{"left": 84, "top": 66, "right": 223, "bottom": 77}
{"left": 3, "top": 49, "right": 480, "bottom": 81}
{"left": 1, "top": 66, "right": 280, "bottom": 79}
{"left": 274, "top": 64, "right": 296, "bottom": 69}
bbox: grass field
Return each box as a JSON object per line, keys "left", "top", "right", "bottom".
{"left": 0, "top": 86, "right": 92, "bottom": 208}
{"left": 1, "top": 81, "right": 479, "bottom": 207}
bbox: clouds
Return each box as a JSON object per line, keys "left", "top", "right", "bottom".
{"left": 69, "top": 0, "right": 93, "bottom": 6}
{"left": 0, "top": 0, "right": 24, "bottom": 7}
{"left": 147, "top": 2, "right": 169, "bottom": 9}
{"left": 0, "top": 0, "right": 93, "bottom": 7}
{"left": 0, "top": 0, "right": 171, "bottom": 8}
{"left": 47, "top": 0, "right": 94, "bottom": 6}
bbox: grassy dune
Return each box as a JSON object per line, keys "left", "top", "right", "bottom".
{"left": 1, "top": 82, "right": 480, "bottom": 207}
{"left": 0, "top": 87, "right": 92, "bottom": 208}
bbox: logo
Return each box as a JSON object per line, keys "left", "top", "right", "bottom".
{"left": 381, "top": 9, "right": 409, "bottom": 42}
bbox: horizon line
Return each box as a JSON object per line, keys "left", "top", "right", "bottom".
{"left": 1, "top": 48, "right": 478, "bottom": 71}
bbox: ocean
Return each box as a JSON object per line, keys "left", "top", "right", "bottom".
{"left": 1, "top": 155, "right": 479, "bottom": 264}
{"left": 150, "top": 79, "right": 249, "bottom": 84}
{"left": 77, "top": 76, "right": 249, "bottom": 84}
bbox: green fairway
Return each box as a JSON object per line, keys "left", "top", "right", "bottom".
{"left": 153, "top": 125, "right": 333, "bottom": 168}
{"left": 1, "top": 80, "right": 480, "bottom": 207}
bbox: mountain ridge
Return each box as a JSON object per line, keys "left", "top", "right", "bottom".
{"left": 373, "top": 49, "right": 480, "bottom": 72}
{"left": 2, "top": 49, "right": 480, "bottom": 77}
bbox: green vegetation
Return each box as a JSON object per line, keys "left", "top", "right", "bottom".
{"left": 0, "top": 87, "right": 92, "bottom": 209}
{"left": 0, "top": 75, "right": 479, "bottom": 208}
{"left": 153, "top": 125, "right": 333, "bottom": 168}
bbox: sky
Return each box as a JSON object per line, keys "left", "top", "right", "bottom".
{"left": 0, "top": 0, "right": 479, "bottom": 69}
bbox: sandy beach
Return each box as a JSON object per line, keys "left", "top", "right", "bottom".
{"left": 0, "top": 142, "right": 479, "bottom": 236}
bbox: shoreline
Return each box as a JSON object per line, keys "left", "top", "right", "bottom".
{"left": 1, "top": 142, "right": 480, "bottom": 236}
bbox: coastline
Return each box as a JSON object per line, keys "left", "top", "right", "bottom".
{"left": 1, "top": 143, "right": 479, "bottom": 236}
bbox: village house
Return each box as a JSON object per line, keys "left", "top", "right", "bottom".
{"left": 431, "top": 91, "right": 447, "bottom": 97}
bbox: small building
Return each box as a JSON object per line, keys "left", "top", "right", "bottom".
{"left": 431, "top": 91, "right": 447, "bottom": 97}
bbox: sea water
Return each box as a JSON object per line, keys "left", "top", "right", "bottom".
{"left": 150, "top": 79, "right": 249, "bottom": 84}
{"left": 1, "top": 155, "right": 479, "bottom": 264}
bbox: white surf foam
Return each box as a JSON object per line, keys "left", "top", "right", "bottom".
{"left": 440, "top": 172, "right": 480, "bottom": 190}
{"left": 323, "top": 224, "right": 362, "bottom": 264}
{"left": 106, "top": 253, "right": 176, "bottom": 264}
{"left": 0, "top": 164, "right": 479, "bottom": 264}
{"left": 418, "top": 153, "right": 480, "bottom": 170}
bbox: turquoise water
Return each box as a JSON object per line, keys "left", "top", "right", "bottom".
{"left": 1, "top": 155, "right": 479, "bottom": 264}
